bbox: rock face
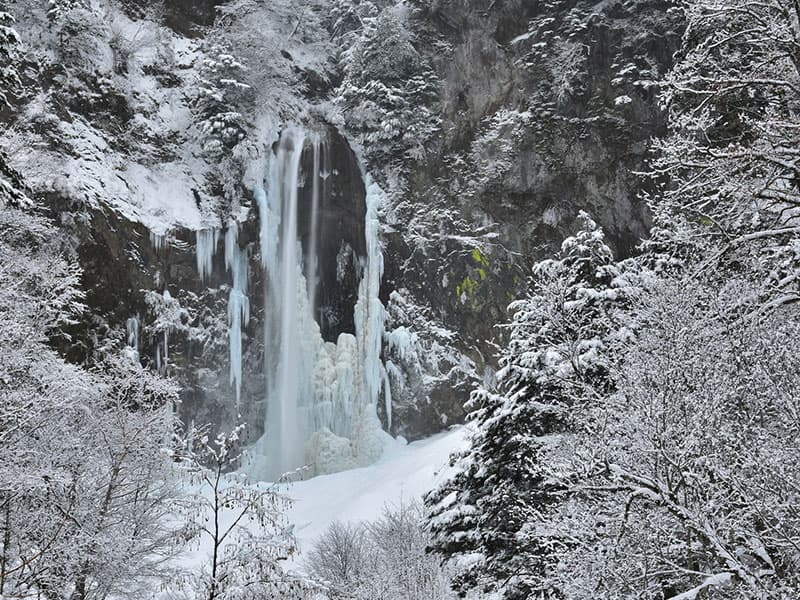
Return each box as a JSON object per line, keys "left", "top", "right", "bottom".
{"left": 53, "top": 122, "right": 371, "bottom": 448}
{"left": 162, "top": 0, "right": 221, "bottom": 33}
{"left": 51, "top": 195, "right": 262, "bottom": 440}
{"left": 10, "top": 0, "right": 683, "bottom": 445}
{"left": 296, "top": 127, "right": 367, "bottom": 342}
{"left": 372, "top": 0, "right": 683, "bottom": 438}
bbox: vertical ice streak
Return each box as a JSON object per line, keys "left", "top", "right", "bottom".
{"left": 196, "top": 228, "right": 220, "bottom": 281}
{"left": 225, "top": 222, "right": 250, "bottom": 409}
{"left": 126, "top": 315, "right": 140, "bottom": 352}
{"left": 306, "top": 134, "right": 321, "bottom": 316}
{"left": 149, "top": 231, "right": 167, "bottom": 252}
{"left": 382, "top": 366, "right": 392, "bottom": 431}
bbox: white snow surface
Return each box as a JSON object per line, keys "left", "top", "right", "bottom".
{"left": 167, "top": 427, "right": 469, "bottom": 587}
{"left": 284, "top": 426, "right": 469, "bottom": 564}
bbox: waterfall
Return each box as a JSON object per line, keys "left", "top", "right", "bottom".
{"left": 251, "top": 126, "right": 390, "bottom": 480}
{"left": 271, "top": 126, "right": 307, "bottom": 473}
{"left": 185, "top": 125, "right": 390, "bottom": 479}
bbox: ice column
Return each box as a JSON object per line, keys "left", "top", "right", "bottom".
{"left": 196, "top": 228, "right": 220, "bottom": 281}
{"left": 126, "top": 315, "right": 140, "bottom": 353}
{"left": 225, "top": 223, "right": 250, "bottom": 409}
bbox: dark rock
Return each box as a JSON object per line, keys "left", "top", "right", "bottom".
{"left": 373, "top": 0, "right": 683, "bottom": 437}
{"left": 163, "top": 0, "right": 224, "bottom": 34}
{"left": 295, "top": 125, "right": 367, "bottom": 342}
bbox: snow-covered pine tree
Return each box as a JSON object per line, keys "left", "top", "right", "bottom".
{"left": 192, "top": 42, "right": 253, "bottom": 158}
{"left": 0, "top": 151, "right": 31, "bottom": 209}
{"left": 0, "top": 10, "right": 21, "bottom": 108}
{"left": 425, "top": 213, "right": 633, "bottom": 598}
{"left": 46, "top": 0, "right": 87, "bottom": 21}
{"left": 335, "top": 6, "right": 439, "bottom": 169}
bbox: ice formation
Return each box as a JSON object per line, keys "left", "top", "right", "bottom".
{"left": 191, "top": 220, "right": 250, "bottom": 409}
{"left": 126, "top": 315, "right": 140, "bottom": 353}
{"left": 225, "top": 222, "right": 250, "bottom": 409}
{"left": 149, "top": 231, "right": 167, "bottom": 252}
{"left": 184, "top": 126, "right": 392, "bottom": 479}
{"left": 251, "top": 126, "right": 391, "bottom": 480}
{"left": 152, "top": 289, "right": 175, "bottom": 376}
{"left": 306, "top": 132, "right": 328, "bottom": 314}
{"left": 196, "top": 228, "right": 220, "bottom": 281}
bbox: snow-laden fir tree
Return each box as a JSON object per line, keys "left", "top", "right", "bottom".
{"left": 425, "top": 213, "right": 634, "bottom": 598}
{"left": 335, "top": 4, "right": 440, "bottom": 169}
{"left": 0, "top": 10, "right": 21, "bottom": 108}
{"left": 192, "top": 42, "right": 253, "bottom": 157}
{"left": 47, "top": 0, "right": 87, "bottom": 21}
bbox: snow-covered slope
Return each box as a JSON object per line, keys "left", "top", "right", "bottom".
{"left": 285, "top": 426, "right": 469, "bottom": 563}
{"left": 164, "top": 426, "right": 469, "bottom": 598}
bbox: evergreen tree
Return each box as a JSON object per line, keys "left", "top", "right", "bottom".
{"left": 192, "top": 42, "right": 253, "bottom": 158}
{"left": 0, "top": 10, "right": 21, "bottom": 108}
{"left": 46, "top": 0, "right": 87, "bottom": 21}
{"left": 425, "top": 213, "right": 633, "bottom": 598}
{"left": 335, "top": 6, "right": 440, "bottom": 168}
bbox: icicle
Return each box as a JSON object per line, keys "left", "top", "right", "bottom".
{"left": 149, "top": 231, "right": 167, "bottom": 252}
{"left": 125, "top": 315, "right": 140, "bottom": 352}
{"left": 355, "top": 178, "right": 388, "bottom": 411}
{"left": 225, "top": 223, "right": 249, "bottom": 408}
{"left": 306, "top": 134, "right": 322, "bottom": 314}
{"left": 382, "top": 366, "right": 392, "bottom": 431}
{"left": 196, "top": 228, "right": 220, "bottom": 281}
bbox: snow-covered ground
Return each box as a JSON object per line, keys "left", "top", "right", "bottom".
{"left": 170, "top": 426, "right": 469, "bottom": 585}
{"left": 285, "top": 426, "right": 469, "bottom": 567}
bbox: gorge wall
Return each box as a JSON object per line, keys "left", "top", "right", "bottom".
{"left": 2, "top": 0, "right": 683, "bottom": 457}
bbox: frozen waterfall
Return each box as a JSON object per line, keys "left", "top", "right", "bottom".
{"left": 189, "top": 125, "right": 391, "bottom": 480}
{"left": 252, "top": 126, "right": 390, "bottom": 480}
